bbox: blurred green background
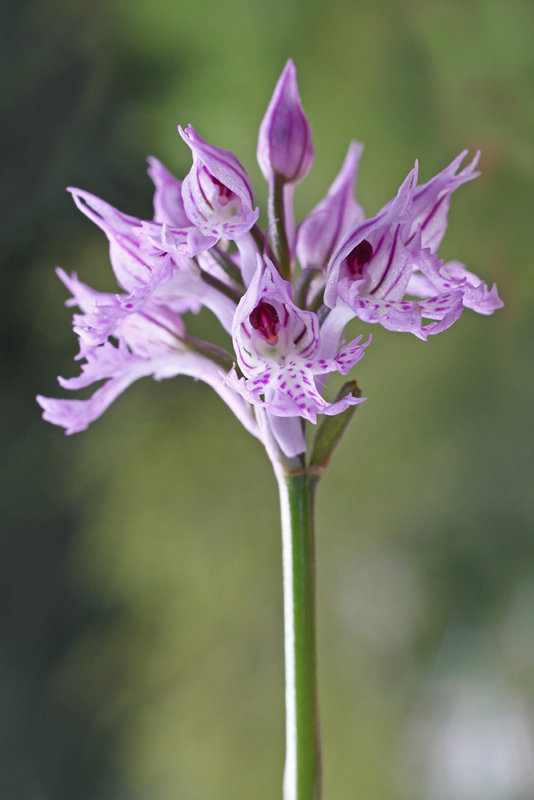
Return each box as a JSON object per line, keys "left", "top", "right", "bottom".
{"left": 2, "top": 0, "right": 533, "bottom": 798}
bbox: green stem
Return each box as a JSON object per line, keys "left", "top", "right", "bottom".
{"left": 276, "top": 469, "right": 321, "bottom": 800}
{"left": 269, "top": 175, "right": 292, "bottom": 281}
{"left": 250, "top": 223, "right": 277, "bottom": 265}
{"left": 196, "top": 261, "right": 243, "bottom": 303}
{"left": 209, "top": 245, "right": 244, "bottom": 287}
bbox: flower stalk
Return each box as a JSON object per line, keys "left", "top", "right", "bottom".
{"left": 269, "top": 175, "right": 292, "bottom": 281}
{"left": 276, "top": 466, "right": 321, "bottom": 800}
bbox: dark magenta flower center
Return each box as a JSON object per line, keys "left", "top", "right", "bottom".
{"left": 345, "top": 239, "right": 373, "bottom": 277}
{"left": 212, "top": 177, "right": 234, "bottom": 204}
{"left": 249, "top": 301, "right": 280, "bottom": 344}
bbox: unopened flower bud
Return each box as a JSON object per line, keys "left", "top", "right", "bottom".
{"left": 257, "top": 60, "right": 314, "bottom": 184}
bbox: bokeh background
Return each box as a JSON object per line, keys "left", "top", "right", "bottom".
{"left": 2, "top": 0, "right": 534, "bottom": 798}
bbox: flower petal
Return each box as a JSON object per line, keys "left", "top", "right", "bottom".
{"left": 147, "top": 156, "right": 190, "bottom": 227}
{"left": 408, "top": 150, "right": 480, "bottom": 252}
{"left": 296, "top": 140, "right": 364, "bottom": 270}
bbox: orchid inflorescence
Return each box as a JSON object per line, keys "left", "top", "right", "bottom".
{"left": 37, "top": 60, "right": 502, "bottom": 465}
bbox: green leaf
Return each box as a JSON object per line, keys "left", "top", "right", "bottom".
{"left": 308, "top": 380, "right": 361, "bottom": 470}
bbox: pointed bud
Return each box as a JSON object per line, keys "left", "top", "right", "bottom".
{"left": 257, "top": 60, "right": 314, "bottom": 184}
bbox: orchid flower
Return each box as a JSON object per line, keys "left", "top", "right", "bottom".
{"left": 228, "top": 257, "right": 368, "bottom": 456}
{"left": 179, "top": 124, "right": 259, "bottom": 243}
{"left": 231, "top": 258, "right": 367, "bottom": 421}
{"left": 36, "top": 268, "right": 257, "bottom": 438}
{"left": 38, "top": 59, "right": 502, "bottom": 800}
{"left": 324, "top": 152, "right": 502, "bottom": 339}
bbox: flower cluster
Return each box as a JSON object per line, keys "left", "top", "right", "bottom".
{"left": 37, "top": 60, "right": 502, "bottom": 462}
